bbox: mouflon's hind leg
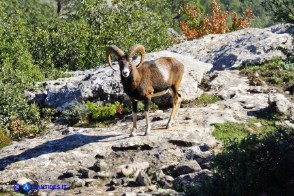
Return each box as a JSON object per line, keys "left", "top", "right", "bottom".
{"left": 144, "top": 97, "right": 151, "bottom": 135}
{"left": 174, "top": 93, "right": 182, "bottom": 119}
{"left": 166, "top": 77, "right": 182, "bottom": 128}
{"left": 166, "top": 88, "right": 178, "bottom": 128}
{"left": 130, "top": 100, "right": 138, "bottom": 137}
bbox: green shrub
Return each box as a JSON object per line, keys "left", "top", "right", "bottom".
{"left": 240, "top": 57, "right": 294, "bottom": 91}
{"left": 122, "top": 101, "right": 159, "bottom": 114}
{"left": 40, "top": 107, "right": 59, "bottom": 122}
{"left": 0, "top": 129, "right": 12, "bottom": 149}
{"left": 86, "top": 101, "right": 120, "bottom": 121}
{"left": 197, "top": 126, "right": 294, "bottom": 195}
{"left": 261, "top": 0, "right": 294, "bottom": 23}
{"left": 72, "top": 0, "right": 170, "bottom": 67}
{"left": 62, "top": 101, "right": 90, "bottom": 125}
{"left": 28, "top": 0, "right": 170, "bottom": 71}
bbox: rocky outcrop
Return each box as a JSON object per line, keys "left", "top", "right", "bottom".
{"left": 169, "top": 24, "right": 294, "bottom": 70}
{"left": 25, "top": 52, "right": 212, "bottom": 110}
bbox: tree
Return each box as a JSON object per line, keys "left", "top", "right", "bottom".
{"left": 179, "top": 0, "right": 255, "bottom": 40}
{"left": 262, "top": 0, "right": 294, "bottom": 23}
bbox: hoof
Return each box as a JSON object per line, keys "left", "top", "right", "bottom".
{"left": 166, "top": 123, "right": 172, "bottom": 129}
{"left": 144, "top": 127, "right": 151, "bottom": 136}
{"left": 144, "top": 131, "right": 150, "bottom": 136}
{"left": 130, "top": 132, "right": 136, "bottom": 137}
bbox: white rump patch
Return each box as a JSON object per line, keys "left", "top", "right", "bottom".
{"left": 156, "top": 64, "right": 169, "bottom": 82}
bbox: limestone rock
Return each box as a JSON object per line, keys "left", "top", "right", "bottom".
{"left": 268, "top": 93, "right": 294, "bottom": 117}
{"left": 173, "top": 170, "right": 212, "bottom": 192}
{"left": 136, "top": 171, "right": 152, "bottom": 186}
{"left": 151, "top": 189, "right": 179, "bottom": 196}
{"left": 169, "top": 24, "right": 294, "bottom": 70}
{"left": 93, "top": 159, "right": 109, "bottom": 172}
{"left": 117, "top": 164, "right": 136, "bottom": 177}
{"left": 175, "top": 160, "right": 202, "bottom": 175}
{"left": 71, "top": 177, "right": 85, "bottom": 188}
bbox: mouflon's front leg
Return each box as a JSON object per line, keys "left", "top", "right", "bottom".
{"left": 130, "top": 100, "right": 138, "bottom": 137}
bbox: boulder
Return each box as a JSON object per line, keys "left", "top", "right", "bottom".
{"left": 173, "top": 170, "right": 212, "bottom": 192}
{"left": 175, "top": 160, "right": 202, "bottom": 175}
{"left": 136, "top": 171, "right": 152, "bottom": 186}
{"left": 169, "top": 24, "right": 294, "bottom": 70}
{"left": 268, "top": 93, "right": 294, "bottom": 119}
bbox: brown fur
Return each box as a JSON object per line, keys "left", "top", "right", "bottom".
{"left": 106, "top": 45, "right": 184, "bottom": 136}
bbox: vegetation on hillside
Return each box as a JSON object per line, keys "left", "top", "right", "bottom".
{"left": 240, "top": 57, "right": 294, "bottom": 97}
{"left": 262, "top": 0, "right": 294, "bottom": 23}
{"left": 186, "top": 126, "right": 294, "bottom": 195}
{"left": 179, "top": 0, "right": 256, "bottom": 40}
{"left": 0, "top": 0, "right": 169, "bottom": 144}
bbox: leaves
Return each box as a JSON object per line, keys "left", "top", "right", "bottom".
{"left": 179, "top": 0, "right": 256, "bottom": 40}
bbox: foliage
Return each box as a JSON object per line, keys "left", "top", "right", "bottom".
{"left": 86, "top": 101, "right": 120, "bottom": 121}
{"left": 179, "top": 0, "right": 256, "bottom": 40}
{"left": 40, "top": 107, "right": 59, "bottom": 122}
{"left": 0, "top": 129, "right": 12, "bottom": 149}
{"left": 0, "top": 0, "right": 61, "bottom": 140}
{"left": 9, "top": 119, "right": 30, "bottom": 140}
{"left": 69, "top": 0, "right": 170, "bottom": 67}
{"left": 62, "top": 100, "right": 159, "bottom": 126}
{"left": 215, "top": 0, "right": 274, "bottom": 27}
{"left": 142, "top": 0, "right": 204, "bottom": 31}
{"left": 121, "top": 101, "right": 159, "bottom": 114}
{"left": 196, "top": 126, "right": 294, "bottom": 195}
{"left": 62, "top": 101, "right": 90, "bottom": 125}
{"left": 182, "top": 93, "right": 221, "bottom": 107}
{"left": 240, "top": 57, "right": 294, "bottom": 93}
{"left": 0, "top": 0, "right": 170, "bottom": 140}
{"left": 195, "top": 93, "right": 221, "bottom": 106}
{"left": 261, "top": 0, "right": 294, "bottom": 23}
{"left": 212, "top": 117, "right": 278, "bottom": 142}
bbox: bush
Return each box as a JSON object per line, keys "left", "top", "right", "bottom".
{"left": 179, "top": 0, "right": 255, "bottom": 40}
{"left": 0, "top": 129, "right": 12, "bottom": 149}
{"left": 196, "top": 126, "right": 294, "bottom": 195}
{"left": 261, "top": 0, "right": 294, "bottom": 23}
{"left": 86, "top": 101, "right": 120, "bottom": 121}
{"left": 62, "top": 101, "right": 90, "bottom": 125}
{"left": 240, "top": 57, "right": 294, "bottom": 91}
{"left": 121, "top": 101, "right": 159, "bottom": 114}
{"left": 71, "top": 0, "right": 170, "bottom": 67}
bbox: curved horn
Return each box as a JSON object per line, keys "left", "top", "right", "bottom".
{"left": 127, "top": 44, "right": 145, "bottom": 68}
{"left": 106, "top": 45, "right": 125, "bottom": 71}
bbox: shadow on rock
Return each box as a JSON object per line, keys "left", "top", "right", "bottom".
{"left": 0, "top": 133, "right": 116, "bottom": 171}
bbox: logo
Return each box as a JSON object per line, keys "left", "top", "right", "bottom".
{"left": 22, "top": 183, "right": 31, "bottom": 192}
{"left": 13, "top": 184, "right": 20, "bottom": 192}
